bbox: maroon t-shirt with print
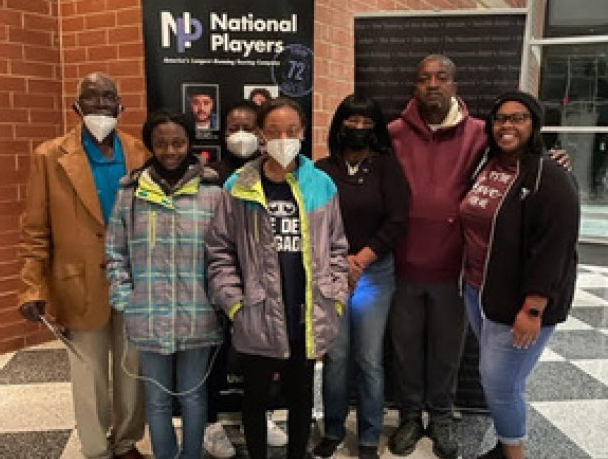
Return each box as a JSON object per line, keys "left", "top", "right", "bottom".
{"left": 460, "top": 159, "right": 518, "bottom": 288}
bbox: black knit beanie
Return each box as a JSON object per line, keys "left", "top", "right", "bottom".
{"left": 489, "top": 90, "right": 543, "bottom": 127}
{"left": 485, "top": 90, "right": 544, "bottom": 143}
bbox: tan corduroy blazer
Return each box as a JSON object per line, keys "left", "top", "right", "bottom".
{"left": 19, "top": 124, "right": 149, "bottom": 331}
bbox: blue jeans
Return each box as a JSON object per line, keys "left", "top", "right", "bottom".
{"left": 322, "top": 254, "right": 395, "bottom": 447}
{"left": 139, "top": 347, "right": 210, "bottom": 459}
{"left": 464, "top": 283, "right": 555, "bottom": 444}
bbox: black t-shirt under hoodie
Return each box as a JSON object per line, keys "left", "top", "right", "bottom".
{"left": 261, "top": 172, "right": 306, "bottom": 344}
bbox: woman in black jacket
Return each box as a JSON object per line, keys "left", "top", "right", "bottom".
{"left": 459, "top": 91, "right": 580, "bottom": 459}
{"left": 313, "top": 95, "right": 409, "bottom": 459}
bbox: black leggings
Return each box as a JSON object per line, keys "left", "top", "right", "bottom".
{"left": 240, "top": 344, "right": 315, "bottom": 459}
{"left": 206, "top": 326, "right": 233, "bottom": 422}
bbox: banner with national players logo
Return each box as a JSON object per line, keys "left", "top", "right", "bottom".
{"left": 141, "top": 0, "right": 314, "bottom": 412}
{"left": 141, "top": 0, "right": 314, "bottom": 162}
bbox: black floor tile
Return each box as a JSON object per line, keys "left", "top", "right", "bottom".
{"left": 528, "top": 361, "right": 608, "bottom": 402}
{"left": 546, "top": 330, "right": 608, "bottom": 360}
{"left": 0, "top": 349, "right": 70, "bottom": 385}
{"left": 526, "top": 406, "right": 592, "bottom": 459}
{"left": 0, "top": 430, "right": 72, "bottom": 459}
{"left": 571, "top": 307, "right": 608, "bottom": 328}
{"left": 457, "top": 408, "right": 592, "bottom": 459}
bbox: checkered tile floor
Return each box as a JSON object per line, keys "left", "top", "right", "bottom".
{"left": 1, "top": 264, "right": 607, "bottom": 459}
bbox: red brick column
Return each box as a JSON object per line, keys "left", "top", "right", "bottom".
{"left": 0, "top": 0, "right": 62, "bottom": 352}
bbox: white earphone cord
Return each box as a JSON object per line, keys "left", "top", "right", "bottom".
{"left": 120, "top": 326, "right": 221, "bottom": 397}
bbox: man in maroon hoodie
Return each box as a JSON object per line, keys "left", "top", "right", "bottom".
{"left": 387, "top": 54, "right": 487, "bottom": 459}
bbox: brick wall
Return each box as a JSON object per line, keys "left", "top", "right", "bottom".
{"left": 0, "top": 0, "right": 526, "bottom": 353}
{"left": 0, "top": 0, "right": 62, "bottom": 352}
{"left": 60, "top": 0, "right": 146, "bottom": 138}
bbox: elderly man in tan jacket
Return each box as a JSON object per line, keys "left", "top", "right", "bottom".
{"left": 18, "top": 72, "right": 148, "bottom": 459}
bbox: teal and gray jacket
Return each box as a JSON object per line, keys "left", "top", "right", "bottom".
{"left": 206, "top": 155, "right": 349, "bottom": 360}
{"left": 106, "top": 158, "right": 223, "bottom": 354}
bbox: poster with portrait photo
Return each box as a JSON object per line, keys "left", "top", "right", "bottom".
{"left": 193, "top": 144, "right": 221, "bottom": 165}
{"left": 182, "top": 83, "right": 220, "bottom": 139}
{"left": 142, "top": 0, "right": 314, "bottom": 157}
{"left": 244, "top": 84, "right": 279, "bottom": 106}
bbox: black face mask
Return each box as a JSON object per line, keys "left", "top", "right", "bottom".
{"left": 339, "top": 125, "right": 374, "bottom": 151}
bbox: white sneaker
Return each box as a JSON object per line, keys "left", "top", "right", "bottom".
{"left": 267, "top": 418, "right": 288, "bottom": 447}
{"left": 204, "top": 421, "right": 236, "bottom": 458}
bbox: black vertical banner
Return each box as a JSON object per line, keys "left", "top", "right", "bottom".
{"left": 142, "top": 1, "right": 314, "bottom": 161}
{"left": 355, "top": 10, "right": 527, "bottom": 122}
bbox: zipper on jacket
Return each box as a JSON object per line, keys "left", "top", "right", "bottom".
{"left": 191, "top": 196, "right": 198, "bottom": 337}
{"left": 171, "top": 212, "right": 176, "bottom": 345}
{"left": 147, "top": 209, "right": 154, "bottom": 336}
{"left": 149, "top": 210, "right": 157, "bottom": 248}
{"left": 477, "top": 161, "right": 520, "bottom": 312}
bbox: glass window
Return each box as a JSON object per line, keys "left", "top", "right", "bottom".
{"left": 531, "top": 0, "right": 608, "bottom": 242}
{"left": 545, "top": 0, "right": 608, "bottom": 38}
{"left": 543, "top": 132, "right": 608, "bottom": 241}
{"left": 538, "top": 43, "right": 608, "bottom": 128}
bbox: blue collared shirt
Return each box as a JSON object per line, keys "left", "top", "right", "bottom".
{"left": 82, "top": 130, "right": 127, "bottom": 224}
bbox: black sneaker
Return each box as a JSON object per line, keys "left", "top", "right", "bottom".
{"left": 427, "top": 419, "right": 460, "bottom": 459}
{"left": 358, "top": 445, "right": 379, "bottom": 459}
{"left": 313, "top": 437, "right": 343, "bottom": 459}
{"left": 388, "top": 418, "right": 424, "bottom": 456}
{"left": 477, "top": 442, "right": 506, "bottom": 459}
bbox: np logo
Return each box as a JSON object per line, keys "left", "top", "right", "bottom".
{"left": 160, "top": 11, "right": 203, "bottom": 53}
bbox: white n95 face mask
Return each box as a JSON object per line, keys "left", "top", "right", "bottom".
{"left": 83, "top": 114, "right": 117, "bottom": 142}
{"left": 226, "top": 130, "right": 259, "bottom": 158}
{"left": 265, "top": 138, "right": 301, "bottom": 169}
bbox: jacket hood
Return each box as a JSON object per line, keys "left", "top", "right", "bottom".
{"left": 119, "top": 153, "right": 219, "bottom": 188}
{"left": 399, "top": 96, "right": 471, "bottom": 138}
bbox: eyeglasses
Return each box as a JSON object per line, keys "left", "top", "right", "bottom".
{"left": 493, "top": 113, "right": 531, "bottom": 125}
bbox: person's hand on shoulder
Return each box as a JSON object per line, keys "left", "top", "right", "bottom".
{"left": 549, "top": 148, "right": 572, "bottom": 171}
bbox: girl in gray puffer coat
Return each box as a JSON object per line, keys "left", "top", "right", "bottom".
{"left": 206, "top": 98, "right": 349, "bottom": 459}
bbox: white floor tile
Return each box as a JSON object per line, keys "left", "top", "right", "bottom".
{"left": 137, "top": 425, "right": 153, "bottom": 457}
{"left": 571, "top": 289, "right": 608, "bottom": 308}
{"left": 580, "top": 265, "right": 608, "bottom": 275}
{"left": 26, "top": 340, "right": 63, "bottom": 351}
{"left": 539, "top": 347, "right": 566, "bottom": 362}
{"left": 59, "top": 430, "right": 86, "bottom": 459}
{"left": 269, "top": 408, "right": 288, "bottom": 423}
{"left": 531, "top": 399, "right": 608, "bottom": 458}
{"left": 572, "top": 360, "right": 608, "bottom": 387}
{"left": 0, "top": 352, "right": 15, "bottom": 370}
{"left": 555, "top": 315, "right": 594, "bottom": 331}
{"left": 0, "top": 382, "right": 74, "bottom": 432}
{"left": 575, "top": 273, "right": 608, "bottom": 289}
